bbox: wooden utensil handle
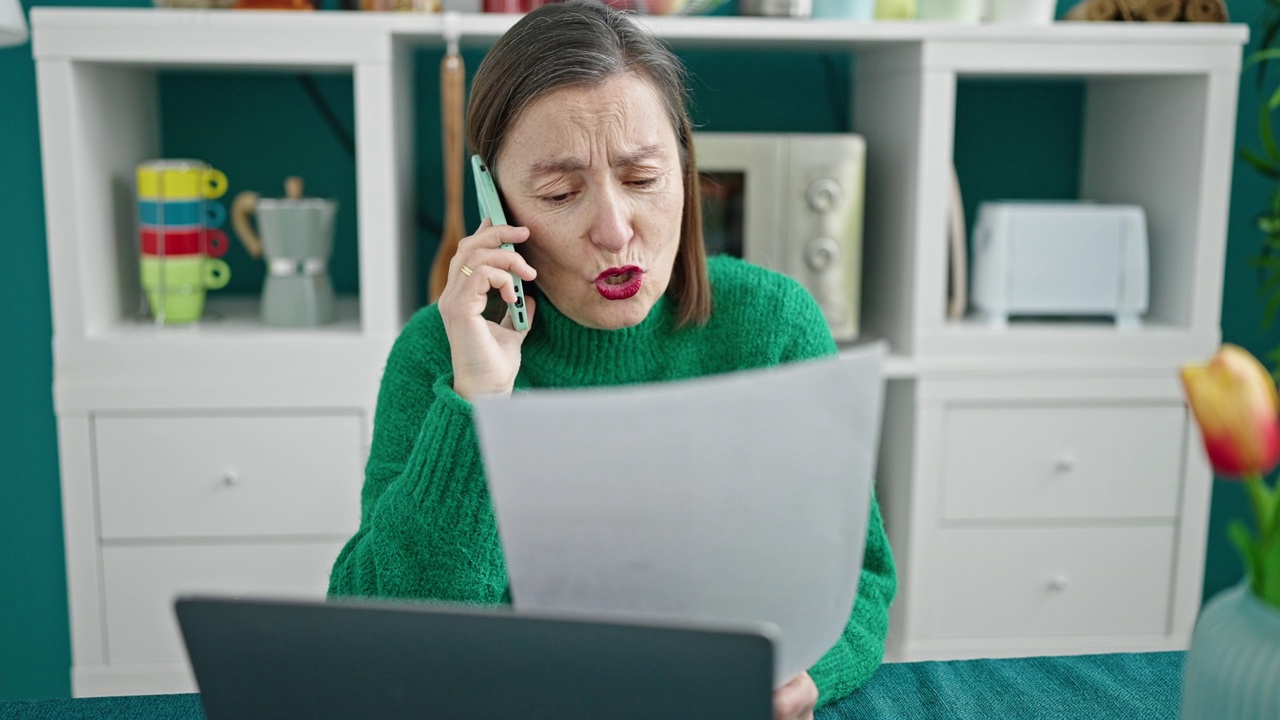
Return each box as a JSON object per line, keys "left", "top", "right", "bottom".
{"left": 429, "top": 52, "right": 466, "bottom": 303}
{"left": 230, "top": 191, "right": 264, "bottom": 259}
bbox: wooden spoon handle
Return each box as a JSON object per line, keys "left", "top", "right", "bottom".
{"left": 429, "top": 52, "right": 466, "bottom": 304}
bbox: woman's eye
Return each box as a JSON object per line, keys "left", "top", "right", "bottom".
{"left": 543, "top": 191, "right": 575, "bottom": 206}
{"left": 629, "top": 177, "right": 659, "bottom": 188}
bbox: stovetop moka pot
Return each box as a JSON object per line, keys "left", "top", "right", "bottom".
{"left": 231, "top": 176, "right": 338, "bottom": 327}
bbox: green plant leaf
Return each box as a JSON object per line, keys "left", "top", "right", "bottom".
{"left": 1266, "top": 350, "right": 1280, "bottom": 383}
{"left": 1268, "top": 475, "right": 1280, "bottom": 541}
{"left": 1244, "top": 474, "right": 1274, "bottom": 535}
{"left": 1264, "top": 291, "right": 1280, "bottom": 328}
{"left": 1259, "top": 268, "right": 1280, "bottom": 299}
{"left": 1230, "top": 519, "right": 1264, "bottom": 597}
{"left": 1240, "top": 148, "right": 1280, "bottom": 178}
{"left": 1258, "top": 531, "right": 1280, "bottom": 607}
{"left": 1259, "top": 282, "right": 1280, "bottom": 317}
{"left": 1253, "top": 12, "right": 1280, "bottom": 89}
{"left": 1261, "top": 102, "right": 1280, "bottom": 162}
{"left": 1246, "top": 47, "right": 1280, "bottom": 68}
{"left": 1248, "top": 255, "right": 1280, "bottom": 270}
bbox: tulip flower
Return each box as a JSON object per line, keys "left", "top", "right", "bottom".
{"left": 1181, "top": 344, "right": 1280, "bottom": 478}
{"left": 1182, "top": 344, "right": 1280, "bottom": 608}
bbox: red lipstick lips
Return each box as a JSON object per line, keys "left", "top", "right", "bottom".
{"left": 594, "top": 266, "right": 644, "bottom": 300}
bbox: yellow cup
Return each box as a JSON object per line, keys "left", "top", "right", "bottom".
{"left": 136, "top": 160, "right": 228, "bottom": 201}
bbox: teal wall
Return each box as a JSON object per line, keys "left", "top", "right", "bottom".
{"left": 1, "top": 0, "right": 64, "bottom": 701}
{"left": 0, "top": 0, "right": 1272, "bottom": 699}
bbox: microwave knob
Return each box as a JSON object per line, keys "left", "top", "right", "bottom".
{"left": 805, "top": 236, "right": 841, "bottom": 272}
{"left": 806, "top": 179, "right": 842, "bottom": 213}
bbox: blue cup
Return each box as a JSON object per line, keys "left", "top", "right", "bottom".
{"left": 813, "top": 0, "right": 877, "bottom": 18}
{"left": 138, "top": 200, "right": 226, "bottom": 229}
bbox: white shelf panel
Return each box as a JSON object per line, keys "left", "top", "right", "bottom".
{"left": 51, "top": 296, "right": 394, "bottom": 403}
{"left": 100, "top": 294, "right": 362, "bottom": 340}
{"left": 636, "top": 15, "right": 1247, "bottom": 48}
{"left": 54, "top": 367, "right": 383, "bottom": 412}
{"left": 52, "top": 355, "right": 387, "bottom": 413}
{"left": 31, "top": 8, "right": 1247, "bottom": 67}
{"left": 31, "top": 9, "right": 397, "bottom": 67}
{"left": 837, "top": 338, "right": 914, "bottom": 379}
{"left": 915, "top": 317, "right": 1219, "bottom": 365}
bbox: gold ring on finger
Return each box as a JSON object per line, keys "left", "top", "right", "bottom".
{"left": 460, "top": 264, "right": 474, "bottom": 277}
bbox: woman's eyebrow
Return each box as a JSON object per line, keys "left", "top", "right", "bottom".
{"left": 612, "top": 144, "right": 665, "bottom": 168}
{"left": 524, "top": 145, "right": 666, "bottom": 180}
{"left": 525, "top": 157, "right": 586, "bottom": 180}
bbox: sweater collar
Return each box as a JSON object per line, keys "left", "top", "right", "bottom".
{"left": 523, "top": 289, "right": 672, "bottom": 384}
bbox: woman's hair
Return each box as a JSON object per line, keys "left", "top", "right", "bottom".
{"left": 467, "top": 0, "right": 711, "bottom": 327}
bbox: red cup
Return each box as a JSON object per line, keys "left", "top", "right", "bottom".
{"left": 139, "top": 227, "right": 229, "bottom": 258}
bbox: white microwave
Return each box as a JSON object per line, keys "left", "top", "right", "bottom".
{"left": 693, "top": 132, "right": 866, "bottom": 342}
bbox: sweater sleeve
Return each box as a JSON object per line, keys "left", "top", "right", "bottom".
{"left": 808, "top": 496, "right": 896, "bottom": 707}
{"left": 771, "top": 278, "right": 898, "bottom": 706}
{"left": 327, "top": 312, "right": 508, "bottom": 604}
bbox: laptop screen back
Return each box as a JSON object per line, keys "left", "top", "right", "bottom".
{"left": 175, "top": 595, "right": 774, "bottom": 720}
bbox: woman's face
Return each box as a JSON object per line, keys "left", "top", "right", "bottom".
{"left": 495, "top": 72, "right": 684, "bottom": 330}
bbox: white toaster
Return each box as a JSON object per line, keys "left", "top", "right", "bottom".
{"left": 969, "top": 202, "right": 1149, "bottom": 328}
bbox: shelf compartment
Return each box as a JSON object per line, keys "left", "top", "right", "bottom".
{"left": 38, "top": 54, "right": 415, "bottom": 353}
{"left": 157, "top": 70, "right": 361, "bottom": 301}
{"left": 947, "top": 73, "right": 1227, "bottom": 334}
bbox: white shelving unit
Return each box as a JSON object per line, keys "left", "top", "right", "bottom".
{"left": 31, "top": 7, "right": 1247, "bottom": 696}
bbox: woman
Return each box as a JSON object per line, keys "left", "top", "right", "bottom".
{"left": 328, "top": 2, "right": 895, "bottom": 716}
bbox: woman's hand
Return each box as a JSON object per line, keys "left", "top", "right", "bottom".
{"left": 773, "top": 672, "right": 818, "bottom": 720}
{"left": 437, "top": 219, "right": 538, "bottom": 400}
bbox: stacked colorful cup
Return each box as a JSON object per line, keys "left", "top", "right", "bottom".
{"left": 136, "top": 159, "right": 233, "bottom": 324}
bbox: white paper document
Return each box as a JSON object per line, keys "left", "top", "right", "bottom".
{"left": 472, "top": 343, "right": 886, "bottom": 686}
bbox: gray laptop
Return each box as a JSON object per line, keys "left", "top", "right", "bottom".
{"left": 174, "top": 595, "right": 774, "bottom": 720}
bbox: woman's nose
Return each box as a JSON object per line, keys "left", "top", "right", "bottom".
{"left": 588, "top": 186, "right": 633, "bottom": 252}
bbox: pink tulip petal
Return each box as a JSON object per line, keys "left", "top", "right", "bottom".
{"left": 1183, "top": 345, "right": 1280, "bottom": 478}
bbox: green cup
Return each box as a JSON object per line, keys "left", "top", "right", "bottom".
{"left": 140, "top": 256, "right": 231, "bottom": 324}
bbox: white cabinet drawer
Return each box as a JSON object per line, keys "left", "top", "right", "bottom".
{"left": 930, "top": 525, "right": 1175, "bottom": 640}
{"left": 941, "top": 404, "right": 1185, "bottom": 521}
{"left": 102, "top": 541, "right": 345, "bottom": 665}
{"left": 95, "top": 413, "right": 364, "bottom": 539}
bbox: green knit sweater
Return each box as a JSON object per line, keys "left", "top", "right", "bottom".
{"left": 328, "top": 255, "right": 896, "bottom": 708}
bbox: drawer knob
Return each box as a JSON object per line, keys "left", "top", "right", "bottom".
{"left": 1052, "top": 455, "right": 1077, "bottom": 473}
{"left": 222, "top": 471, "right": 240, "bottom": 487}
{"left": 1048, "top": 574, "right": 1069, "bottom": 592}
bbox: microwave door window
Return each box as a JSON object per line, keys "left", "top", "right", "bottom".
{"left": 699, "top": 171, "right": 745, "bottom": 260}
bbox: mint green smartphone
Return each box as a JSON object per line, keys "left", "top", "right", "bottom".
{"left": 471, "top": 154, "right": 530, "bottom": 331}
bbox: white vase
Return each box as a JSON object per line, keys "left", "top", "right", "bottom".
{"left": 1181, "top": 583, "right": 1280, "bottom": 719}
